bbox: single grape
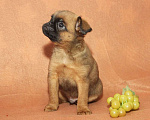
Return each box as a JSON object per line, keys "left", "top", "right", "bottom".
{"left": 118, "top": 108, "right": 126, "bottom": 117}
{"left": 111, "top": 100, "right": 120, "bottom": 109}
{"left": 120, "top": 95, "right": 127, "bottom": 103}
{"left": 133, "top": 102, "right": 140, "bottom": 110}
{"left": 122, "top": 102, "right": 132, "bottom": 112}
{"left": 127, "top": 95, "right": 134, "bottom": 102}
{"left": 109, "top": 107, "right": 113, "bottom": 113}
{"left": 107, "top": 97, "right": 114, "bottom": 105}
{"left": 114, "top": 96, "right": 120, "bottom": 101}
{"left": 110, "top": 109, "right": 119, "bottom": 118}
{"left": 128, "top": 102, "right": 133, "bottom": 109}
{"left": 124, "top": 90, "right": 133, "bottom": 96}
{"left": 114, "top": 93, "right": 121, "bottom": 98}
{"left": 134, "top": 97, "right": 139, "bottom": 102}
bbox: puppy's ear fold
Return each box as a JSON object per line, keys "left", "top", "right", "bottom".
{"left": 75, "top": 16, "right": 92, "bottom": 35}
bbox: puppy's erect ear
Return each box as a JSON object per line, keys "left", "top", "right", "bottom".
{"left": 75, "top": 16, "right": 92, "bottom": 35}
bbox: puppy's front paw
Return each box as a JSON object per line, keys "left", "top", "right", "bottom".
{"left": 44, "top": 104, "right": 58, "bottom": 112}
{"left": 77, "top": 106, "right": 92, "bottom": 115}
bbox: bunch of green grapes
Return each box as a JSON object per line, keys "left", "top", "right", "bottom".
{"left": 107, "top": 86, "right": 140, "bottom": 118}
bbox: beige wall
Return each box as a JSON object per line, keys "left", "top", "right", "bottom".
{"left": 0, "top": 0, "right": 150, "bottom": 107}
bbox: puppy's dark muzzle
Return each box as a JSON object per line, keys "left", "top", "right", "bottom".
{"left": 42, "top": 22, "right": 57, "bottom": 42}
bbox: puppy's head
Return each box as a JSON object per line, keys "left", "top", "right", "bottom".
{"left": 42, "top": 10, "right": 92, "bottom": 43}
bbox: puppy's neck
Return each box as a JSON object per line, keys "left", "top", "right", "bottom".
{"left": 55, "top": 37, "right": 85, "bottom": 56}
{"left": 71, "top": 37, "right": 85, "bottom": 55}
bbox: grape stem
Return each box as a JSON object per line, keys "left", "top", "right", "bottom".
{"left": 122, "top": 85, "right": 135, "bottom": 95}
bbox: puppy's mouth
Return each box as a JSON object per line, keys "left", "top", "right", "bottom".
{"left": 42, "top": 24, "right": 58, "bottom": 42}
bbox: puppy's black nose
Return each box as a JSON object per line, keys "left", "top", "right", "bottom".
{"left": 42, "top": 24, "right": 54, "bottom": 32}
{"left": 42, "top": 25, "right": 49, "bottom": 37}
{"left": 42, "top": 26, "right": 48, "bottom": 31}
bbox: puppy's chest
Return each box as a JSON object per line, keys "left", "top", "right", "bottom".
{"left": 61, "top": 55, "right": 71, "bottom": 64}
{"left": 53, "top": 49, "right": 75, "bottom": 66}
{"left": 52, "top": 49, "right": 78, "bottom": 85}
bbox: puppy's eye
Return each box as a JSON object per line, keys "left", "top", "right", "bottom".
{"left": 58, "top": 22, "right": 64, "bottom": 27}
{"left": 57, "top": 22, "right": 66, "bottom": 31}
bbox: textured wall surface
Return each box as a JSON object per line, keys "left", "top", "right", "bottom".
{"left": 0, "top": 0, "right": 150, "bottom": 119}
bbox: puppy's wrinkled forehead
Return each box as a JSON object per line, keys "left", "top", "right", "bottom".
{"left": 53, "top": 10, "right": 78, "bottom": 31}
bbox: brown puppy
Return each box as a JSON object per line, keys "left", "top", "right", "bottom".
{"left": 42, "top": 10, "right": 103, "bottom": 115}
